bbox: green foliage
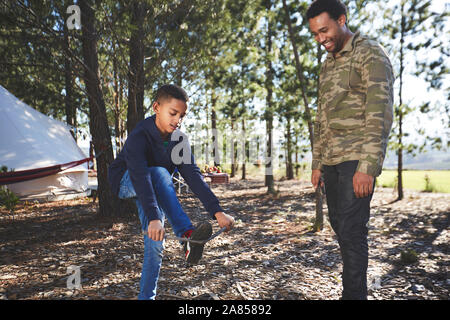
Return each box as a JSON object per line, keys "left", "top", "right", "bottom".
{"left": 0, "top": 187, "right": 19, "bottom": 217}
{"left": 0, "top": 0, "right": 447, "bottom": 185}
{"left": 423, "top": 174, "right": 437, "bottom": 193}
{"left": 0, "top": 0, "right": 87, "bottom": 121}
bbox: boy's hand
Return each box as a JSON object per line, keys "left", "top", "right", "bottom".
{"left": 214, "top": 212, "right": 234, "bottom": 232}
{"left": 148, "top": 220, "right": 165, "bottom": 241}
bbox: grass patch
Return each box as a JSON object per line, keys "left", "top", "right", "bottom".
{"left": 199, "top": 163, "right": 450, "bottom": 193}
{"left": 377, "top": 170, "right": 450, "bottom": 193}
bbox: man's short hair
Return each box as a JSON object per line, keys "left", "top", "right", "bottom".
{"left": 306, "top": 0, "right": 347, "bottom": 21}
{"left": 155, "top": 84, "right": 189, "bottom": 103}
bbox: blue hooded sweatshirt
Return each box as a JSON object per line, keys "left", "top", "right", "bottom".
{"left": 108, "top": 114, "right": 223, "bottom": 222}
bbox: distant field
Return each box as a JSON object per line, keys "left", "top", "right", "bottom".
{"left": 377, "top": 170, "right": 450, "bottom": 193}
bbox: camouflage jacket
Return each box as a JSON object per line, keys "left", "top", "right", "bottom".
{"left": 312, "top": 31, "right": 394, "bottom": 177}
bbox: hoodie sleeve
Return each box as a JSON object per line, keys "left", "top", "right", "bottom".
{"left": 173, "top": 133, "right": 223, "bottom": 219}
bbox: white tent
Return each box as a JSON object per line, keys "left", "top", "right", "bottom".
{"left": 0, "top": 85, "right": 89, "bottom": 200}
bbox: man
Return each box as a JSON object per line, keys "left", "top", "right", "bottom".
{"left": 307, "top": 0, "right": 394, "bottom": 300}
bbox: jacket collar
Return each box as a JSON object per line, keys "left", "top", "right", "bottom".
{"left": 148, "top": 114, "right": 180, "bottom": 148}
{"left": 148, "top": 114, "right": 168, "bottom": 142}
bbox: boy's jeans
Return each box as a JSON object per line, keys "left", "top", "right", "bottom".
{"left": 322, "top": 160, "right": 374, "bottom": 300}
{"left": 118, "top": 167, "right": 193, "bottom": 300}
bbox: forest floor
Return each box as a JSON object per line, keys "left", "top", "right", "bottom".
{"left": 0, "top": 177, "right": 448, "bottom": 300}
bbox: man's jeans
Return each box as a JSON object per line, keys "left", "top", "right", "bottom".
{"left": 118, "top": 167, "right": 193, "bottom": 300}
{"left": 323, "top": 160, "right": 374, "bottom": 300}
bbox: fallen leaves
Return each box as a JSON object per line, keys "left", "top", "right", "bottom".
{"left": 0, "top": 179, "right": 448, "bottom": 300}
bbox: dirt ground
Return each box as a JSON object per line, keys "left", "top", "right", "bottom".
{"left": 0, "top": 177, "right": 448, "bottom": 300}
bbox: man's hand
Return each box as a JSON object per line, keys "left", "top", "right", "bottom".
{"left": 353, "top": 171, "right": 374, "bottom": 198}
{"left": 148, "top": 219, "right": 165, "bottom": 241}
{"left": 214, "top": 212, "right": 234, "bottom": 232}
{"left": 311, "top": 169, "right": 324, "bottom": 190}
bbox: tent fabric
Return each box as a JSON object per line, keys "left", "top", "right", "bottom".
{"left": 0, "top": 85, "right": 89, "bottom": 198}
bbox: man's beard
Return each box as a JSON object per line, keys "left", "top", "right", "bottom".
{"left": 330, "top": 30, "right": 347, "bottom": 54}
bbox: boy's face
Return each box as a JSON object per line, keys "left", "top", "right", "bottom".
{"left": 309, "top": 12, "right": 347, "bottom": 55}
{"left": 153, "top": 97, "right": 187, "bottom": 138}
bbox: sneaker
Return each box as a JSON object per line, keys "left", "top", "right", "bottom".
{"left": 183, "top": 222, "right": 212, "bottom": 265}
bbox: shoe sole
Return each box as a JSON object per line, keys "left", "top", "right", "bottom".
{"left": 186, "top": 222, "right": 212, "bottom": 265}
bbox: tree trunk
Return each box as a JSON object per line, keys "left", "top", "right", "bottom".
{"left": 265, "top": 117, "right": 274, "bottom": 193}
{"left": 286, "top": 117, "right": 294, "bottom": 180}
{"left": 113, "top": 53, "right": 122, "bottom": 154}
{"left": 397, "top": 3, "right": 405, "bottom": 201}
{"left": 63, "top": 22, "right": 76, "bottom": 139}
{"left": 211, "top": 90, "right": 220, "bottom": 167}
{"left": 119, "top": 79, "right": 125, "bottom": 149}
{"left": 79, "top": 0, "right": 119, "bottom": 218}
{"left": 397, "top": 113, "right": 404, "bottom": 200}
{"left": 205, "top": 102, "right": 210, "bottom": 165}
{"left": 265, "top": 4, "right": 275, "bottom": 194}
{"left": 127, "top": 0, "right": 145, "bottom": 134}
{"left": 230, "top": 120, "right": 236, "bottom": 178}
{"left": 295, "top": 132, "right": 299, "bottom": 177}
{"left": 241, "top": 118, "right": 246, "bottom": 180}
{"left": 282, "top": 0, "right": 322, "bottom": 225}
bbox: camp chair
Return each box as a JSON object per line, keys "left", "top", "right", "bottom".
{"left": 171, "top": 168, "right": 190, "bottom": 194}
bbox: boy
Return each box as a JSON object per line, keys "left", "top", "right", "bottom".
{"left": 108, "top": 84, "right": 234, "bottom": 300}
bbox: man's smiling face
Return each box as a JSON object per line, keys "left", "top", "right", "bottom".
{"left": 308, "top": 11, "right": 348, "bottom": 55}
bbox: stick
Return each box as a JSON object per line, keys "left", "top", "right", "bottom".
{"left": 142, "top": 227, "right": 227, "bottom": 245}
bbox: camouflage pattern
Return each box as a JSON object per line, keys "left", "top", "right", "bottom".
{"left": 312, "top": 31, "right": 395, "bottom": 177}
